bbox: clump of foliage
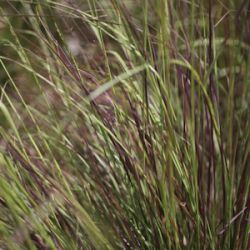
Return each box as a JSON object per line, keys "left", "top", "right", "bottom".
{"left": 0, "top": 0, "right": 249, "bottom": 249}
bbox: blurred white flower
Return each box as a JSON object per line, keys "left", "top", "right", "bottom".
{"left": 67, "top": 36, "right": 81, "bottom": 56}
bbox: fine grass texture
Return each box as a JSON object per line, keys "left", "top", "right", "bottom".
{"left": 0, "top": 0, "right": 249, "bottom": 249}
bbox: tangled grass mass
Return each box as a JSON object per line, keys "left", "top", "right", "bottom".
{"left": 0, "top": 1, "right": 249, "bottom": 249}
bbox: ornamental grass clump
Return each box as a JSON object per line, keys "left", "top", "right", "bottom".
{"left": 0, "top": 1, "right": 249, "bottom": 249}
